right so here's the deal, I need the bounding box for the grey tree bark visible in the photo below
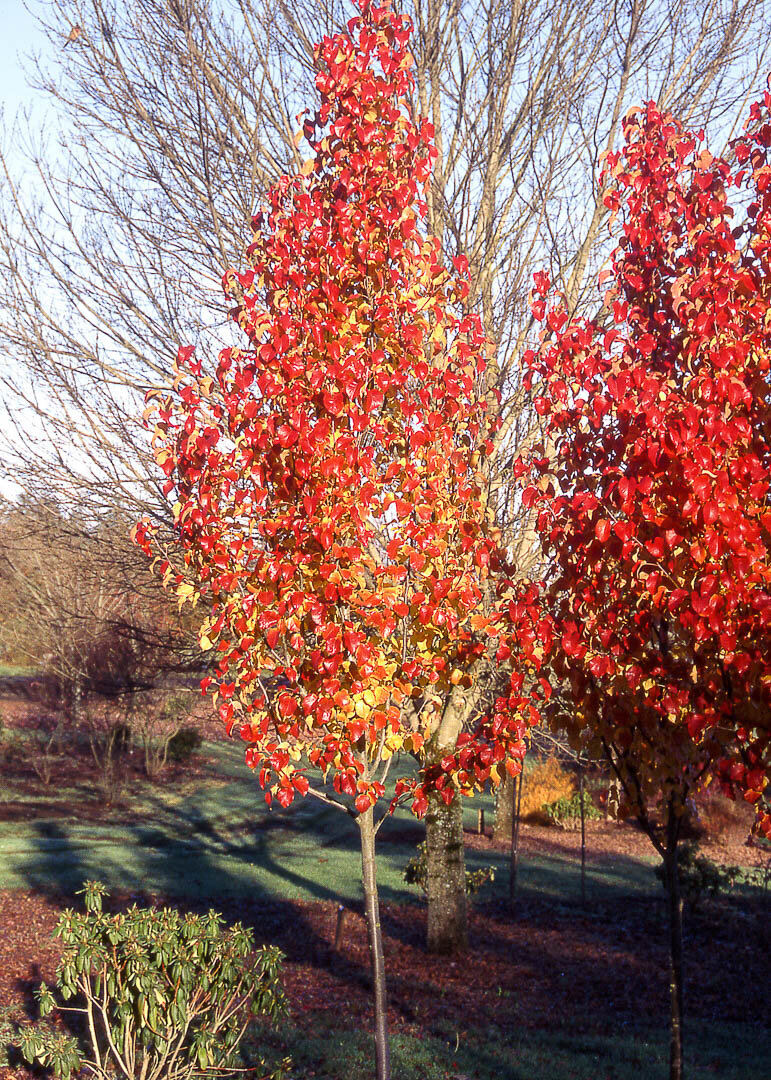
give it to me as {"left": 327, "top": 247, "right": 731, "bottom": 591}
{"left": 425, "top": 792, "right": 468, "bottom": 953}
{"left": 357, "top": 807, "right": 391, "bottom": 1080}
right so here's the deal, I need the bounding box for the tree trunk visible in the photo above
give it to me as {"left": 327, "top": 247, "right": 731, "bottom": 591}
{"left": 508, "top": 770, "right": 523, "bottom": 911}
{"left": 425, "top": 792, "right": 468, "bottom": 953}
{"left": 493, "top": 771, "right": 516, "bottom": 845}
{"left": 357, "top": 807, "right": 390, "bottom": 1080}
{"left": 579, "top": 771, "right": 586, "bottom": 906}
{"left": 662, "top": 835, "right": 684, "bottom": 1080}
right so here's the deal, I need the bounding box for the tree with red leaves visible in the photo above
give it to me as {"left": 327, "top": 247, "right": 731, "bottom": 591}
{"left": 134, "top": 3, "right": 542, "bottom": 1077}
{"left": 520, "top": 91, "right": 771, "bottom": 1080}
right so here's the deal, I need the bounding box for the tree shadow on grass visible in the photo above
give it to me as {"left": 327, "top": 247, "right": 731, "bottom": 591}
{"left": 9, "top": 776, "right": 416, "bottom": 1004}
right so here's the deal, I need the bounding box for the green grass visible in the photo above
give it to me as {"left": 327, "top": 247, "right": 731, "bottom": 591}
{"left": 0, "top": 664, "right": 36, "bottom": 678}
{"left": 248, "top": 1017, "right": 771, "bottom": 1080}
{"left": 2, "top": 740, "right": 768, "bottom": 1080}
{"left": 0, "top": 739, "right": 660, "bottom": 905}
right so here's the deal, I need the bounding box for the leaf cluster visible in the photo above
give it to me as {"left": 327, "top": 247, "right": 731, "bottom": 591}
{"left": 520, "top": 91, "right": 771, "bottom": 838}
{"left": 135, "top": 0, "right": 545, "bottom": 823}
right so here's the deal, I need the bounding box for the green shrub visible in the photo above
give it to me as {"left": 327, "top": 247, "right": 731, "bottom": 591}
{"left": 18, "top": 880, "right": 288, "bottom": 1080}
{"left": 168, "top": 724, "right": 204, "bottom": 763}
{"left": 404, "top": 842, "right": 496, "bottom": 898}
{"left": 654, "top": 842, "right": 739, "bottom": 908}
{"left": 544, "top": 790, "right": 602, "bottom": 830}
{"left": 0, "top": 1005, "right": 22, "bottom": 1068}
{"left": 0, "top": 720, "right": 23, "bottom": 766}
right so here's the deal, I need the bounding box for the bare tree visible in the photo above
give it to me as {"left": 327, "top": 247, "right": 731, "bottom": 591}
{"left": 0, "top": 497, "right": 195, "bottom": 793}
{"left": 1, "top": 0, "right": 768, "bottom": 949}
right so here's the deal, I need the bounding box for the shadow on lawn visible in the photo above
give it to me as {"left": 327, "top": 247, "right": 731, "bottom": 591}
{"left": 11, "top": 778, "right": 397, "bottom": 991}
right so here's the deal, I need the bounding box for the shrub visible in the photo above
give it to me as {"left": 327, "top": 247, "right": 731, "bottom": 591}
{"left": 654, "top": 842, "right": 739, "bottom": 909}
{"left": 0, "top": 1005, "right": 22, "bottom": 1068}
{"left": 544, "top": 790, "right": 602, "bottom": 830}
{"left": 404, "top": 842, "right": 496, "bottom": 898}
{"left": 0, "top": 720, "right": 24, "bottom": 768}
{"left": 18, "top": 881, "right": 288, "bottom": 1080}
{"left": 129, "top": 690, "right": 193, "bottom": 779}
{"left": 519, "top": 756, "right": 576, "bottom": 821}
{"left": 168, "top": 724, "right": 204, "bottom": 763}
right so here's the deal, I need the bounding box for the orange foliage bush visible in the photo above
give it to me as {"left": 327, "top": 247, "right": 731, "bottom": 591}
{"left": 519, "top": 756, "right": 576, "bottom": 822}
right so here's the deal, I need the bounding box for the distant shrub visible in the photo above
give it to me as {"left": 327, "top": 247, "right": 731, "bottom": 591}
{"left": 654, "top": 842, "right": 739, "bottom": 909}
{"left": 130, "top": 690, "right": 194, "bottom": 779}
{"left": 545, "top": 790, "right": 602, "bottom": 830}
{"left": 745, "top": 843, "right": 771, "bottom": 891}
{"left": 519, "top": 756, "right": 575, "bottom": 821}
{"left": 0, "top": 721, "right": 25, "bottom": 768}
{"left": 18, "top": 881, "right": 288, "bottom": 1080}
{"left": 168, "top": 724, "right": 204, "bottom": 763}
{"left": 404, "top": 842, "right": 496, "bottom": 898}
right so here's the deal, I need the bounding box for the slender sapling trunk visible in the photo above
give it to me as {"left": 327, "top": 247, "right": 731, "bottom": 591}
{"left": 663, "top": 823, "right": 685, "bottom": 1080}
{"left": 579, "top": 770, "right": 586, "bottom": 906}
{"left": 357, "top": 807, "right": 390, "bottom": 1080}
{"left": 509, "top": 768, "right": 523, "bottom": 911}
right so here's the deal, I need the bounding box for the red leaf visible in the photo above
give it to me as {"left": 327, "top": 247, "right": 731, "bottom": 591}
{"left": 595, "top": 519, "right": 611, "bottom": 542}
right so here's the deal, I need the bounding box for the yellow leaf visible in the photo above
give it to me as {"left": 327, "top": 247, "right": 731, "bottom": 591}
{"left": 177, "top": 582, "right": 197, "bottom": 608}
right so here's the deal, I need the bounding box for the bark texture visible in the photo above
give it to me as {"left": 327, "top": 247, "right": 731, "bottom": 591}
{"left": 425, "top": 792, "right": 468, "bottom": 953}
{"left": 493, "top": 771, "right": 516, "bottom": 844}
{"left": 663, "top": 842, "right": 685, "bottom": 1080}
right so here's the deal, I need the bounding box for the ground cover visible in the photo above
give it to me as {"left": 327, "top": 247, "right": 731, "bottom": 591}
{"left": 1, "top": 683, "right": 769, "bottom": 1079}
{"left": 1, "top": 879, "right": 769, "bottom": 1080}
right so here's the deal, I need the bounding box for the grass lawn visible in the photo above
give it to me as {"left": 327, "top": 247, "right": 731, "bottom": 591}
{"left": 0, "top": 738, "right": 657, "bottom": 905}
{"left": 1, "top": 736, "right": 769, "bottom": 1080}
{"left": 250, "top": 1017, "right": 771, "bottom": 1080}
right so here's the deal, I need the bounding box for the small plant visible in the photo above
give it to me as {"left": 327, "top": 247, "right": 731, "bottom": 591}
{"left": 131, "top": 690, "right": 194, "bottom": 779}
{"left": 168, "top": 724, "right": 204, "bottom": 763}
{"left": 18, "top": 880, "right": 288, "bottom": 1080}
{"left": 745, "top": 841, "right": 771, "bottom": 890}
{"left": 654, "top": 842, "right": 739, "bottom": 909}
{"left": 0, "top": 720, "right": 24, "bottom": 767}
{"left": 0, "top": 1005, "right": 22, "bottom": 1068}
{"left": 404, "top": 842, "right": 496, "bottom": 898}
{"left": 544, "top": 790, "right": 602, "bottom": 830}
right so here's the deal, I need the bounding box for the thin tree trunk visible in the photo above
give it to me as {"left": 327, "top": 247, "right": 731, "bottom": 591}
{"left": 508, "top": 769, "right": 523, "bottom": 911}
{"left": 579, "top": 770, "right": 586, "bottom": 906}
{"left": 663, "top": 826, "right": 684, "bottom": 1080}
{"left": 425, "top": 793, "right": 468, "bottom": 953}
{"left": 357, "top": 808, "right": 390, "bottom": 1080}
{"left": 493, "top": 772, "right": 515, "bottom": 845}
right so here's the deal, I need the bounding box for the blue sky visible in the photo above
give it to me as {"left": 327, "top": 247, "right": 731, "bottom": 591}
{"left": 0, "top": 1, "right": 52, "bottom": 120}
